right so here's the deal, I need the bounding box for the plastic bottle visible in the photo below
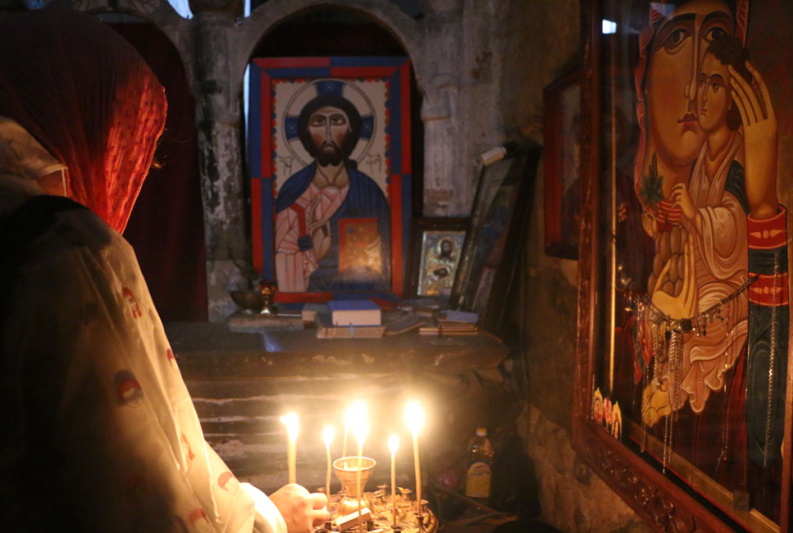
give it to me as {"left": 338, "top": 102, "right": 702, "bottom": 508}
{"left": 464, "top": 427, "right": 495, "bottom": 499}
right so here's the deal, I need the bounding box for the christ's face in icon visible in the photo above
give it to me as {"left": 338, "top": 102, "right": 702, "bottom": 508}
{"left": 308, "top": 106, "right": 351, "bottom": 166}
{"left": 439, "top": 239, "right": 453, "bottom": 258}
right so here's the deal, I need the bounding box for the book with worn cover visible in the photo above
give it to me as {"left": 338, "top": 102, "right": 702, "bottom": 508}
{"left": 438, "top": 310, "right": 479, "bottom": 323}
{"left": 301, "top": 302, "right": 330, "bottom": 323}
{"left": 327, "top": 299, "right": 382, "bottom": 326}
{"left": 383, "top": 310, "right": 427, "bottom": 336}
{"left": 418, "top": 319, "right": 478, "bottom": 336}
{"left": 316, "top": 313, "right": 386, "bottom": 339}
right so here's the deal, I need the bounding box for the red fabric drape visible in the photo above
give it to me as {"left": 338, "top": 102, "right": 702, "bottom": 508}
{"left": 112, "top": 23, "right": 209, "bottom": 322}
{"left": 0, "top": 9, "right": 167, "bottom": 234}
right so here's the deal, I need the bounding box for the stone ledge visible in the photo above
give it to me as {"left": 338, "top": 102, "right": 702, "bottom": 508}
{"left": 165, "top": 321, "right": 508, "bottom": 378}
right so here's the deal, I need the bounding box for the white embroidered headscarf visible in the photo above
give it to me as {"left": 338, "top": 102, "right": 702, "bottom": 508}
{"left": 0, "top": 116, "right": 66, "bottom": 181}
{"left": 0, "top": 116, "right": 68, "bottom": 216}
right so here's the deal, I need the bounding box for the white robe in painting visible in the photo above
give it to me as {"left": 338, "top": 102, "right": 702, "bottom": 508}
{"left": 676, "top": 134, "right": 749, "bottom": 413}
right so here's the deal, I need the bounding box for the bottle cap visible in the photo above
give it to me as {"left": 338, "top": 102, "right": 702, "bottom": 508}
{"left": 476, "top": 427, "right": 487, "bottom": 437}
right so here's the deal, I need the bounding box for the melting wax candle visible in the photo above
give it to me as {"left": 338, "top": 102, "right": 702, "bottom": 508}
{"left": 280, "top": 413, "right": 299, "bottom": 484}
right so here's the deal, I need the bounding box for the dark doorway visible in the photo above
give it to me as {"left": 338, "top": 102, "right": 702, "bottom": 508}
{"left": 112, "top": 21, "right": 209, "bottom": 322}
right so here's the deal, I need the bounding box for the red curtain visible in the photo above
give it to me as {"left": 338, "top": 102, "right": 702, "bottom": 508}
{"left": 112, "top": 22, "right": 208, "bottom": 322}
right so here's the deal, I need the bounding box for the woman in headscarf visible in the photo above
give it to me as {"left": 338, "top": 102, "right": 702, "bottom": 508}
{"left": 0, "top": 9, "right": 328, "bottom": 532}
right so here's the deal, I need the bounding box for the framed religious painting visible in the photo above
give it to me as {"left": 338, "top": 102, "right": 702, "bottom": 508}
{"left": 543, "top": 67, "right": 582, "bottom": 260}
{"left": 404, "top": 217, "right": 469, "bottom": 299}
{"left": 450, "top": 144, "right": 541, "bottom": 337}
{"left": 573, "top": 1, "right": 793, "bottom": 532}
{"left": 248, "top": 57, "right": 412, "bottom": 303}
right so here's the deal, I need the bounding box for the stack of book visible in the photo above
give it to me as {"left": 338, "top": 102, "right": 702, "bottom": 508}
{"left": 316, "top": 299, "right": 386, "bottom": 339}
{"left": 418, "top": 310, "right": 479, "bottom": 336}
{"left": 398, "top": 297, "right": 443, "bottom": 319}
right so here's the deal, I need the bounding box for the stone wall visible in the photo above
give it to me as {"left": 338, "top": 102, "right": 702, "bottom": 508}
{"left": 500, "top": 1, "right": 650, "bottom": 531}
{"left": 520, "top": 406, "right": 648, "bottom": 532}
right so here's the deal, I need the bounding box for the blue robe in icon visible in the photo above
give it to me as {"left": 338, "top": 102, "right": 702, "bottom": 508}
{"left": 275, "top": 162, "right": 391, "bottom": 291}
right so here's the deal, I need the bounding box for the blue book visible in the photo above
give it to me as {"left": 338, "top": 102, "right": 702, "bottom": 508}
{"left": 327, "top": 299, "right": 382, "bottom": 326}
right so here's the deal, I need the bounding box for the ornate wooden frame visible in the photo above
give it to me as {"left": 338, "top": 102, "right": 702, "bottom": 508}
{"left": 572, "top": 1, "right": 793, "bottom": 531}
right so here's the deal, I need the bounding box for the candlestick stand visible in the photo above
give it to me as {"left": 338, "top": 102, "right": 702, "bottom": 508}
{"left": 322, "top": 456, "right": 438, "bottom": 533}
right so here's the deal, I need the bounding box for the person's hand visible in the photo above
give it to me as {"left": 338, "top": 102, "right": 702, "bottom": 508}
{"left": 730, "top": 61, "right": 778, "bottom": 220}
{"left": 269, "top": 483, "right": 329, "bottom": 533}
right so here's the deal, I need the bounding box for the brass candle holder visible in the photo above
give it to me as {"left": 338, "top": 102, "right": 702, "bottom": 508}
{"left": 228, "top": 281, "right": 277, "bottom": 316}
{"left": 333, "top": 456, "right": 376, "bottom": 517}
{"left": 324, "top": 456, "right": 437, "bottom": 533}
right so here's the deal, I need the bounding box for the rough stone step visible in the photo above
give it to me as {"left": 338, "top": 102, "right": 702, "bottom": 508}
{"left": 184, "top": 373, "right": 402, "bottom": 399}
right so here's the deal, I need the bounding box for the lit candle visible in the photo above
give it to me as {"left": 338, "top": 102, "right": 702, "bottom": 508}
{"left": 322, "top": 425, "right": 335, "bottom": 497}
{"left": 388, "top": 434, "right": 399, "bottom": 525}
{"left": 353, "top": 418, "right": 369, "bottom": 533}
{"left": 343, "top": 401, "right": 364, "bottom": 458}
{"left": 405, "top": 401, "right": 425, "bottom": 522}
{"left": 280, "top": 413, "right": 299, "bottom": 484}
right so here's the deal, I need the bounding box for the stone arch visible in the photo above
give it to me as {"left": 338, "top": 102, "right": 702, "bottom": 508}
{"left": 235, "top": 0, "right": 427, "bottom": 102}
{"left": 53, "top": 1, "right": 196, "bottom": 91}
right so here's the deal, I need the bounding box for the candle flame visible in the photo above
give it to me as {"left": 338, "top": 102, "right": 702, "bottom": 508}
{"left": 280, "top": 412, "right": 299, "bottom": 442}
{"left": 353, "top": 419, "right": 369, "bottom": 447}
{"left": 388, "top": 434, "right": 399, "bottom": 455}
{"left": 345, "top": 401, "right": 368, "bottom": 451}
{"left": 345, "top": 401, "right": 366, "bottom": 428}
{"left": 404, "top": 401, "right": 425, "bottom": 436}
{"left": 323, "top": 425, "right": 335, "bottom": 447}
